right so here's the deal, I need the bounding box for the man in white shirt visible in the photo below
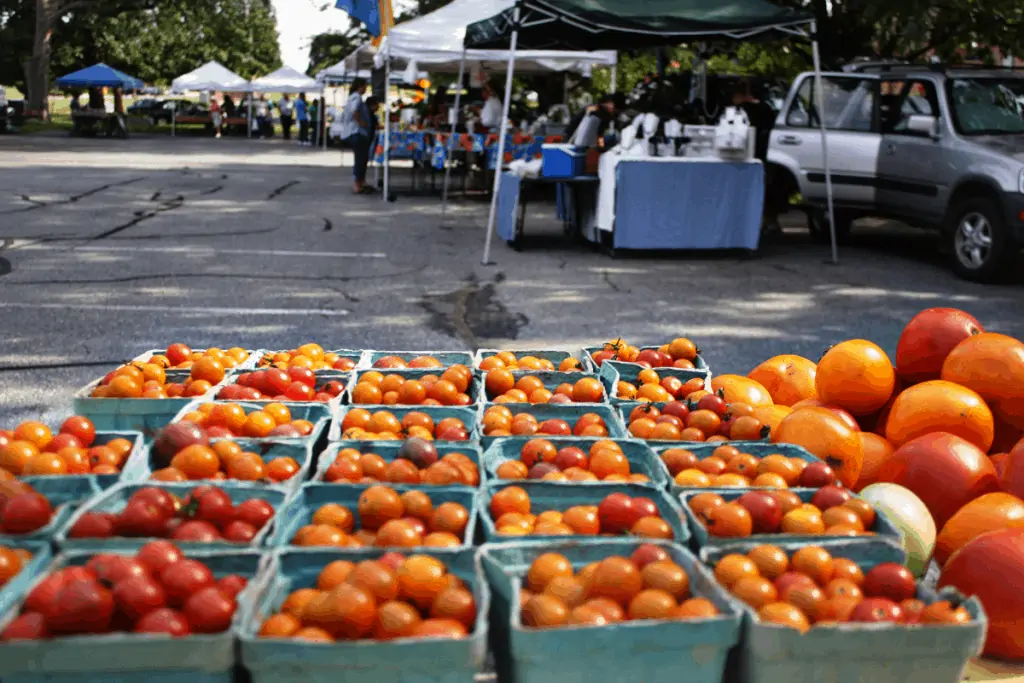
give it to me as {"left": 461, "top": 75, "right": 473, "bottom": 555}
{"left": 478, "top": 85, "right": 503, "bottom": 132}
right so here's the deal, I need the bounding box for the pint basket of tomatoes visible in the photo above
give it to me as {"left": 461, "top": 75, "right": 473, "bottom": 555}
{"left": 484, "top": 437, "right": 668, "bottom": 488}
{"left": 0, "top": 477, "right": 103, "bottom": 544}
{"left": 698, "top": 539, "right": 986, "bottom": 683}
{"left": 476, "top": 349, "right": 593, "bottom": 373}
{"left": 479, "top": 538, "right": 739, "bottom": 683}
{"left": 0, "top": 541, "right": 51, "bottom": 620}
{"left": 480, "top": 482, "right": 690, "bottom": 545}
{"left": 362, "top": 351, "right": 476, "bottom": 370}
{"left": 314, "top": 441, "right": 483, "bottom": 488}
{"left": 329, "top": 406, "right": 478, "bottom": 443}
{"left": 217, "top": 369, "right": 351, "bottom": 404}
{"left": 171, "top": 400, "right": 331, "bottom": 445}
{"left": 0, "top": 544, "right": 265, "bottom": 683}
{"left": 483, "top": 371, "right": 608, "bottom": 405}
{"left": 600, "top": 364, "right": 711, "bottom": 406}
{"left": 681, "top": 488, "right": 904, "bottom": 548}
{"left": 56, "top": 482, "right": 287, "bottom": 551}
{"left": 257, "top": 346, "right": 362, "bottom": 372}
{"left": 478, "top": 404, "right": 627, "bottom": 447}
{"left": 657, "top": 442, "right": 825, "bottom": 495}
{"left": 146, "top": 438, "right": 314, "bottom": 489}
{"left": 239, "top": 548, "right": 488, "bottom": 683}
{"left": 268, "top": 483, "right": 478, "bottom": 551}
{"left": 348, "top": 368, "right": 481, "bottom": 407}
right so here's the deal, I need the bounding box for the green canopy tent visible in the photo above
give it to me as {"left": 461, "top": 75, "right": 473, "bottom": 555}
{"left": 463, "top": 0, "right": 840, "bottom": 265}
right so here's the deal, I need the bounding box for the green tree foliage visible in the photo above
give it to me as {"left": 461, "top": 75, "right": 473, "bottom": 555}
{"left": 306, "top": 17, "right": 369, "bottom": 77}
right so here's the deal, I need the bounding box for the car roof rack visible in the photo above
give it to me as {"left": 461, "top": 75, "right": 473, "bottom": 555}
{"left": 842, "top": 59, "right": 1021, "bottom": 75}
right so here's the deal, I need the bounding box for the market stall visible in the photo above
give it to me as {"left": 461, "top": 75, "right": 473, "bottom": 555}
{"left": 55, "top": 63, "right": 144, "bottom": 139}
{"left": 250, "top": 66, "right": 323, "bottom": 142}
{"left": 336, "top": 0, "right": 617, "bottom": 202}
{"left": 464, "top": 0, "right": 841, "bottom": 265}
{"left": 169, "top": 61, "right": 250, "bottom": 137}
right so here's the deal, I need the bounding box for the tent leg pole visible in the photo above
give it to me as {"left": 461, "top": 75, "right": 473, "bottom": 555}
{"left": 481, "top": 7, "right": 520, "bottom": 265}
{"left": 811, "top": 24, "right": 838, "bottom": 265}
{"left": 248, "top": 96, "right": 252, "bottom": 139}
{"left": 440, "top": 48, "right": 467, "bottom": 228}
{"left": 383, "top": 40, "right": 391, "bottom": 201}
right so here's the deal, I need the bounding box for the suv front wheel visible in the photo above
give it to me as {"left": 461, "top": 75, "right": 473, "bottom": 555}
{"left": 948, "top": 197, "right": 1015, "bottom": 283}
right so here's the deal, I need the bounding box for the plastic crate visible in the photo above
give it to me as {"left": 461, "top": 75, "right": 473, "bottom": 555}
{"left": 481, "top": 371, "right": 608, "bottom": 404}
{"left": 240, "top": 547, "right": 488, "bottom": 683}
{"left": 699, "top": 539, "right": 986, "bottom": 683}
{"left": 313, "top": 441, "right": 484, "bottom": 487}
{"left": 478, "top": 481, "right": 690, "bottom": 545}
{"left": 0, "top": 477, "right": 103, "bottom": 545}
{"left": 267, "top": 483, "right": 478, "bottom": 550}
{"left": 482, "top": 437, "right": 668, "bottom": 488}
{"left": 481, "top": 539, "right": 741, "bottom": 683}
{"left": 599, "top": 362, "right": 710, "bottom": 406}
{"left": 651, "top": 441, "right": 822, "bottom": 496}
{"left": 139, "top": 439, "right": 315, "bottom": 491}
{"left": 329, "top": 405, "right": 479, "bottom": 442}
{"left": 359, "top": 351, "right": 475, "bottom": 370}
{"left": 346, "top": 368, "right": 483, "bottom": 406}
{"left": 0, "top": 541, "right": 51, "bottom": 619}
{"left": 474, "top": 349, "right": 594, "bottom": 372}
{"left": 254, "top": 349, "right": 365, "bottom": 372}
{"left": 132, "top": 347, "right": 261, "bottom": 371}
{"left": 55, "top": 481, "right": 291, "bottom": 551}
{"left": 0, "top": 547, "right": 267, "bottom": 683}
{"left": 216, "top": 370, "right": 351, "bottom": 406}
{"left": 172, "top": 399, "right": 330, "bottom": 446}
{"left": 680, "top": 488, "right": 904, "bottom": 549}
{"left": 584, "top": 343, "right": 711, "bottom": 374}
{"left": 72, "top": 377, "right": 222, "bottom": 434}
{"left": 477, "top": 403, "right": 627, "bottom": 448}
{"left": 18, "top": 430, "right": 146, "bottom": 491}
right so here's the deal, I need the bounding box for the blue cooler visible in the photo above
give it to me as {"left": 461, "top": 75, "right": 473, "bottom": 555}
{"left": 542, "top": 144, "right": 586, "bottom": 178}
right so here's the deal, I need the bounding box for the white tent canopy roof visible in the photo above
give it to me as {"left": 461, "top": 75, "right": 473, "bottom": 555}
{"left": 316, "top": 64, "right": 428, "bottom": 84}
{"left": 171, "top": 61, "right": 249, "bottom": 93}
{"left": 250, "top": 65, "right": 322, "bottom": 93}
{"left": 337, "top": 0, "right": 616, "bottom": 74}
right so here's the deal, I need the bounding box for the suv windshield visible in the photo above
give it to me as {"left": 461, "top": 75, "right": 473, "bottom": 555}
{"left": 948, "top": 77, "right": 1024, "bottom": 135}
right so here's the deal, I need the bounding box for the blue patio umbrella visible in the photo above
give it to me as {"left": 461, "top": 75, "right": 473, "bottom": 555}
{"left": 55, "top": 63, "right": 145, "bottom": 90}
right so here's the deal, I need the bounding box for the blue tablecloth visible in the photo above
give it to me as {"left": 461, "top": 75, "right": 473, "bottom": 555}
{"left": 496, "top": 173, "right": 522, "bottom": 242}
{"left": 612, "top": 159, "right": 764, "bottom": 250}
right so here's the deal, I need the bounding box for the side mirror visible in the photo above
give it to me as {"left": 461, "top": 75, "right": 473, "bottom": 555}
{"left": 907, "top": 114, "right": 940, "bottom": 138}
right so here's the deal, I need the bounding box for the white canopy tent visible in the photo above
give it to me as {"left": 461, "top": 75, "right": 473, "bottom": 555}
{"left": 169, "top": 61, "right": 250, "bottom": 138}
{"left": 249, "top": 65, "right": 322, "bottom": 93}
{"left": 339, "top": 0, "right": 617, "bottom": 202}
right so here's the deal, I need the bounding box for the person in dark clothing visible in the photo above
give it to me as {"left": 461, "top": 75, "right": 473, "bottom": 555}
{"left": 565, "top": 94, "right": 616, "bottom": 142}
{"left": 731, "top": 81, "right": 784, "bottom": 234}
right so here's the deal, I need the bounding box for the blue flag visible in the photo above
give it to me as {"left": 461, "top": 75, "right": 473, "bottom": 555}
{"left": 335, "top": 0, "right": 383, "bottom": 36}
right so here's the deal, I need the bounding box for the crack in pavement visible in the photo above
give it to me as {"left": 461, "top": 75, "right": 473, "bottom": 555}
{"left": 323, "top": 218, "right": 333, "bottom": 231}
{"left": 601, "top": 270, "right": 625, "bottom": 293}
{"left": 267, "top": 180, "right": 299, "bottom": 200}
{"left": 200, "top": 185, "right": 224, "bottom": 196}
{"left": 1, "top": 268, "right": 427, "bottom": 287}
{"left": 91, "top": 196, "right": 185, "bottom": 240}
{"left": 2, "top": 177, "right": 147, "bottom": 215}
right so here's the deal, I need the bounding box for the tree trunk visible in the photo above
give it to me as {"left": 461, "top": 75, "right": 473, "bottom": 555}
{"left": 24, "top": 0, "right": 53, "bottom": 118}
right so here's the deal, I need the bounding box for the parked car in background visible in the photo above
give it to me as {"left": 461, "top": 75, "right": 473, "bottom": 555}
{"left": 126, "top": 98, "right": 191, "bottom": 125}
{"left": 768, "top": 63, "right": 1024, "bottom": 282}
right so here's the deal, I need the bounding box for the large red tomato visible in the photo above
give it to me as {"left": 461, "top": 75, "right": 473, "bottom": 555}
{"left": 895, "top": 308, "right": 984, "bottom": 385}
{"left": 876, "top": 432, "right": 1000, "bottom": 529}
{"left": 997, "top": 439, "right": 1024, "bottom": 499}
{"left": 938, "top": 528, "right": 1024, "bottom": 659}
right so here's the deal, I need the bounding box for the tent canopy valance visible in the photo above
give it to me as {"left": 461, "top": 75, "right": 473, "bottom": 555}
{"left": 464, "top": 0, "right": 813, "bottom": 51}
{"left": 250, "top": 65, "right": 322, "bottom": 93}
{"left": 171, "top": 61, "right": 249, "bottom": 93}
{"left": 55, "top": 63, "right": 145, "bottom": 90}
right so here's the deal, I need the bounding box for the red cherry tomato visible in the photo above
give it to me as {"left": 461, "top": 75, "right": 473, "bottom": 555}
{"left": 234, "top": 499, "right": 274, "bottom": 529}
{"left": 47, "top": 578, "right": 115, "bottom": 634}
{"left": 115, "top": 501, "right": 171, "bottom": 537}
{"left": 87, "top": 555, "right": 149, "bottom": 584}
{"left": 113, "top": 575, "right": 166, "bottom": 622}
{"left": 130, "top": 488, "right": 178, "bottom": 518}
{"left": 159, "top": 559, "right": 215, "bottom": 606}
{"left": 195, "top": 489, "right": 235, "bottom": 529}
{"left": 136, "top": 541, "right": 184, "bottom": 575}
{"left": 1, "top": 612, "right": 49, "bottom": 640}
{"left": 1, "top": 493, "right": 53, "bottom": 534}
{"left": 67, "top": 512, "right": 115, "bottom": 539}
{"left": 285, "top": 382, "right": 315, "bottom": 401}
{"left": 216, "top": 574, "right": 248, "bottom": 599}
{"left": 222, "top": 521, "right": 257, "bottom": 544}
{"left": 182, "top": 587, "right": 236, "bottom": 634}
{"left": 171, "top": 520, "right": 221, "bottom": 543}
{"left": 59, "top": 416, "right": 96, "bottom": 448}
{"left": 287, "top": 366, "right": 316, "bottom": 387}
{"left": 135, "top": 607, "right": 190, "bottom": 636}
{"left": 265, "top": 369, "right": 292, "bottom": 394}
{"left": 597, "top": 493, "right": 639, "bottom": 534}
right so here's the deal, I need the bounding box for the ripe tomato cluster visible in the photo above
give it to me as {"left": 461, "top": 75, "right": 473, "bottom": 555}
{"left": 480, "top": 407, "right": 610, "bottom": 438}
{"left": 625, "top": 396, "right": 770, "bottom": 443}
{"left": 67, "top": 486, "right": 275, "bottom": 544}
{"left": 90, "top": 346, "right": 248, "bottom": 399}
{"left": 0, "top": 483, "right": 56, "bottom": 535}
{"left": 152, "top": 441, "right": 301, "bottom": 484}
{"left": 479, "top": 352, "right": 585, "bottom": 372}
{"left": 351, "top": 366, "right": 474, "bottom": 406}
{"left": 484, "top": 372, "right": 604, "bottom": 404}
{"left": 260, "top": 553, "right": 473, "bottom": 642}
{"left": 0, "top": 545, "right": 32, "bottom": 587}
{"left": 339, "top": 409, "right": 471, "bottom": 441}
{"left": 258, "top": 344, "right": 356, "bottom": 372}
{"left": 521, "top": 546, "right": 717, "bottom": 629}
{"left": 490, "top": 488, "right": 673, "bottom": 539}
{"left": 175, "top": 402, "right": 316, "bottom": 440}
{"left": 0, "top": 542, "right": 247, "bottom": 640}
{"left": 293, "top": 486, "right": 470, "bottom": 548}
{"left": 664, "top": 445, "right": 839, "bottom": 489}
{"left": 714, "top": 545, "right": 970, "bottom": 632}
{"left": 690, "top": 487, "right": 879, "bottom": 538}
{"left": 220, "top": 367, "right": 344, "bottom": 403}
{"left": 0, "top": 417, "right": 134, "bottom": 477}
{"left": 590, "top": 338, "right": 700, "bottom": 369}
{"left": 494, "top": 439, "right": 651, "bottom": 484}
{"left": 322, "top": 439, "right": 479, "bottom": 486}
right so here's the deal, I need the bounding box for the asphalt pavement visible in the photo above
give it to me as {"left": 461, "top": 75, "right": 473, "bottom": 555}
{"left": 1, "top": 133, "right": 1023, "bottom": 424}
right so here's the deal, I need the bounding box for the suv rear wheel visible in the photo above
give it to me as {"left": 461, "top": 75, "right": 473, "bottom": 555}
{"left": 948, "top": 197, "right": 1015, "bottom": 283}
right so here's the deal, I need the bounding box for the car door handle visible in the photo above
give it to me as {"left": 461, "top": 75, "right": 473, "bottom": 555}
{"left": 884, "top": 143, "right": 896, "bottom": 155}
{"left": 777, "top": 135, "right": 802, "bottom": 145}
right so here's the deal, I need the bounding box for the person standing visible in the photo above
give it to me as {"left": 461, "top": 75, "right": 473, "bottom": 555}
{"left": 477, "top": 84, "right": 502, "bottom": 133}
{"left": 296, "top": 93, "right": 309, "bottom": 145}
{"left": 210, "top": 93, "right": 222, "bottom": 138}
{"left": 340, "top": 78, "right": 371, "bottom": 193}
{"left": 278, "top": 94, "right": 293, "bottom": 140}
{"left": 309, "top": 98, "right": 320, "bottom": 147}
